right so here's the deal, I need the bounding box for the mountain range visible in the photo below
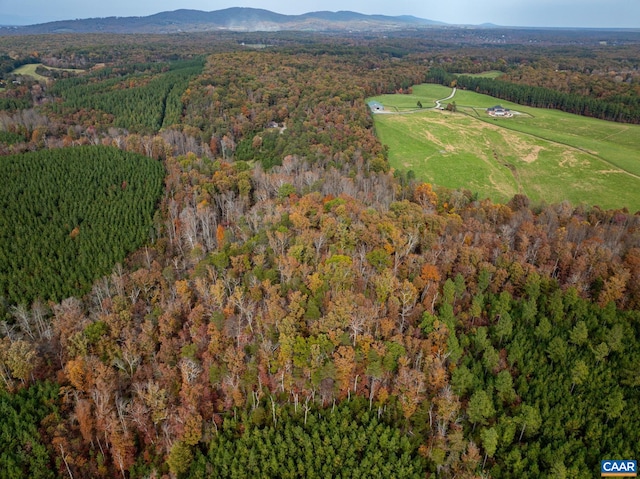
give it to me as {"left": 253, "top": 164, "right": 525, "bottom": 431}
{"left": 0, "top": 8, "right": 446, "bottom": 35}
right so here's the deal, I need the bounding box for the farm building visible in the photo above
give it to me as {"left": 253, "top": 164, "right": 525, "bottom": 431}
{"left": 368, "top": 101, "right": 384, "bottom": 112}
{"left": 487, "top": 105, "right": 511, "bottom": 117}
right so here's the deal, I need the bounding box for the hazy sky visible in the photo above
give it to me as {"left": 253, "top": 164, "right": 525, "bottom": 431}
{"left": 2, "top": 0, "right": 639, "bottom": 28}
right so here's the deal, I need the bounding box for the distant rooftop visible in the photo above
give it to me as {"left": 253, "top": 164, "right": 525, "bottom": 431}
{"left": 487, "top": 105, "right": 509, "bottom": 111}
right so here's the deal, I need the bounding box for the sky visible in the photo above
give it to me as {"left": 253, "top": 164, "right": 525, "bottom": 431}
{"left": 1, "top": 0, "right": 639, "bottom": 28}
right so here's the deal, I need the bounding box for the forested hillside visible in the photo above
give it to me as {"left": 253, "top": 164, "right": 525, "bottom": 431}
{"left": 0, "top": 31, "right": 639, "bottom": 479}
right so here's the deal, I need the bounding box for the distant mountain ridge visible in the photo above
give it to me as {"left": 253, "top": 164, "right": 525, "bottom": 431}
{"left": 0, "top": 8, "right": 446, "bottom": 35}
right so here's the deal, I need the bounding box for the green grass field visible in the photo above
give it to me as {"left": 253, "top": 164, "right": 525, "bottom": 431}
{"left": 455, "top": 71, "right": 504, "bottom": 79}
{"left": 12, "top": 64, "right": 49, "bottom": 81}
{"left": 369, "top": 84, "right": 640, "bottom": 210}
{"left": 373, "top": 84, "right": 451, "bottom": 112}
{"left": 12, "top": 63, "right": 85, "bottom": 81}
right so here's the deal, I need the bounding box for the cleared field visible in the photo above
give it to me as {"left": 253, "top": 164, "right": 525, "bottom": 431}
{"left": 455, "top": 71, "right": 504, "bottom": 79}
{"left": 12, "top": 64, "right": 48, "bottom": 81}
{"left": 374, "top": 84, "right": 452, "bottom": 112}
{"left": 369, "top": 85, "right": 640, "bottom": 210}
{"left": 12, "top": 63, "right": 85, "bottom": 81}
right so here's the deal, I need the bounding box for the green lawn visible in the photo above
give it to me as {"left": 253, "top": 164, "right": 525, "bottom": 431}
{"left": 369, "top": 85, "right": 640, "bottom": 210}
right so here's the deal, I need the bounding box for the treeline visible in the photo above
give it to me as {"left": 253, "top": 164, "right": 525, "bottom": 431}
{"left": 499, "top": 63, "right": 640, "bottom": 103}
{"left": 0, "top": 33, "right": 234, "bottom": 70}
{"left": 47, "top": 59, "right": 204, "bottom": 133}
{"left": 0, "top": 54, "right": 39, "bottom": 79}
{"left": 0, "top": 146, "right": 163, "bottom": 306}
{"left": 426, "top": 68, "right": 640, "bottom": 123}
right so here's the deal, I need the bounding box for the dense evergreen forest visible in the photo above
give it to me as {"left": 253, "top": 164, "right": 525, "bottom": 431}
{"left": 47, "top": 59, "right": 205, "bottom": 133}
{"left": 0, "top": 29, "right": 639, "bottom": 478}
{"left": 0, "top": 146, "right": 164, "bottom": 307}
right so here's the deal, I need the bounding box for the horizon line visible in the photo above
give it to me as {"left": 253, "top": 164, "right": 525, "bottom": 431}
{"left": 2, "top": 8, "right": 639, "bottom": 31}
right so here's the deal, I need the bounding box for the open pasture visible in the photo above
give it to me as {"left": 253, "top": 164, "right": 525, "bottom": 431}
{"left": 12, "top": 63, "right": 85, "bottom": 81}
{"left": 12, "top": 63, "right": 49, "bottom": 81}
{"left": 454, "top": 71, "right": 504, "bottom": 79}
{"left": 369, "top": 85, "right": 640, "bottom": 210}
{"left": 373, "top": 84, "right": 454, "bottom": 111}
